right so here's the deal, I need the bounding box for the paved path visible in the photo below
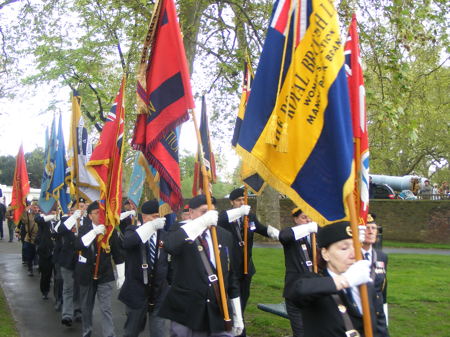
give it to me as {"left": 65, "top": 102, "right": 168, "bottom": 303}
{"left": 0, "top": 239, "right": 127, "bottom": 337}
{"left": 1, "top": 235, "right": 449, "bottom": 337}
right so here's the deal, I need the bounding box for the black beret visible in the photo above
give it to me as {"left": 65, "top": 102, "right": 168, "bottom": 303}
{"left": 123, "top": 200, "right": 131, "bottom": 206}
{"left": 87, "top": 201, "right": 99, "bottom": 214}
{"left": 291, "top": 207, "right": 303, "bottom": 217}
{"left": 78, "top": 197, "right": 86, "bottom": 203}
{"left": 317, "top": 221, "right": 353, "bottom": 248}
{"left": 141, "top": 200, "right": 159, "bottom": 215}
{"left": 229, "top": 188, "right": 244, "bottom": 201}
{"left": 189, "top": 195, "right": 216, "bottom": 209}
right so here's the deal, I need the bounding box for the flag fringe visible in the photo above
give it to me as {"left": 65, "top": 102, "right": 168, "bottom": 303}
{"left": 236, "top": 146, "right": 354, "bottom": 227}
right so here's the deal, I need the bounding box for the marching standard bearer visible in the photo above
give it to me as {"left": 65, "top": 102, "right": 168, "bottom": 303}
{"left": 218, "top": 187, "right": 279, "bottom": 336}
{"left": 159, "top": 194, "right": 244, "bottom": 337}
{"left": 75, "top": 201, "right": 125, "bottom": 337}
{"left": 119, "top": 199, "right": 170, "bottom": 337}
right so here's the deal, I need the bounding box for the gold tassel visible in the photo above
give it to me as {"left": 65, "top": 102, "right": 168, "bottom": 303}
{"left": 265, "top": 114, "right": 279, "bottom": 145}
{"left": 276, "top": 122, "right": 289, "bottom": 153}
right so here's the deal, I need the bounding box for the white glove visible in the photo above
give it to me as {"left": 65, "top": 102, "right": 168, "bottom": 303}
{"left": 120, "top": 210, "right": 136, "bottom": 220}
{"left": 93, "top": 224, "right": 106, "bottom": 235}
{"left": 182, "top": 210, "right": 218, "bottom": 240}
{"left": 267, "top": 225, "right": 280, "bottom": 240}
{"left": 383, "top": 303, "right": 389, "bottom": 326}
{"left": 115, "top": 263, "right": 125, "bottom": 289}
{"left": 342, "top": 260, "right": 372, "bottom": 287}
{"left": 231, "top": 297, "right": 244, "bottom": 336}
{"left": 358, "top": 225, "right": 366, "bottom": 243}
{"left": 136, "top": 217, "right": 166, "bottom": 243}
{"left": 64, "top": 210, "right": 82, "bottom": 230}
{"left": 81, "top": 225, "right": 106, "bottom": 247}
{"left": 41, "top": 214, "right": 56, "bottom": 222}
{"left": 226, "top": 205, "right": 251, "bottom": 222}
{"left": 292, "top": 222, "right": 318, "bottom": 240}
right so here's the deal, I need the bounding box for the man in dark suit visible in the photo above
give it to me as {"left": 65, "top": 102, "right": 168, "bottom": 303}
{"left": 279, "top": 207, "right": 318, "bottom": 337}
{"left": 159, "top": 194, "right": 243, "bottom": 337}
{"left": 362, "top": 213, "right": 389, "bottom": 337}
{"left": 75, "top": 201, "right": 125, "bottom": 337}
{"left": 119, "top": 199, "right": 169, "bottom": 337}
{"left": 285, "top": 221, "right": 380, "bottom": 337}
{"left": 57, "top": 199, "right": 87, "bottom": 326}
{"left": 218, "top": 187, "right": 279, "bottom": 319}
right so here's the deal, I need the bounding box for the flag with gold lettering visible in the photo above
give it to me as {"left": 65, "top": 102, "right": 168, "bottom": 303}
{"left": 345, "top": 14, "right": 369, "bottom": 225}
{"left": 11, "top": 145, "right": 30, "bottom": 224}
{"left": 235, "top": 0, "right": 354, "bottom": 225}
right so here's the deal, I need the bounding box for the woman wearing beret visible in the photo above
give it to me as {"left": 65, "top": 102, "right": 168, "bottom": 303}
{"left": 285, "top": 221, "right": 384, "bottom": 337}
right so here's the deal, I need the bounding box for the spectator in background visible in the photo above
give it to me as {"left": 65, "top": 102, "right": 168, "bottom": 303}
{"left": 418, "top": 180, "right": 433, "bottom": 199}
{"left": 439, "top": 181, "right": 449, "bottom": 198}
{"left": 432, "top": 184, "right": 440, "bottom": 200}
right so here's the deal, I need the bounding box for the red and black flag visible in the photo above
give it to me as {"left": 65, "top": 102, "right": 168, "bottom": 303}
{"left": 192, "top": 96, "right": 216, "bottom": 196}
{"left": 133, "top": 0, "right": 194, "bottom": 149}
{"left": 132, "top": 0, "right": 193, "bottom": 211}
{"left": 87, "top": 78, "right": 125, "bottom": 250}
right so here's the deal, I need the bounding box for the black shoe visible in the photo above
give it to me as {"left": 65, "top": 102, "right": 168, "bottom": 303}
{"left": 61, "top": 317, "right": 72, "bottom": 327}
{"left": 74, "top": 311, "right": 82, "bottom": 322}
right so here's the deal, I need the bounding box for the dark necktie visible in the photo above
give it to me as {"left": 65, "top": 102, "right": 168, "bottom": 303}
{"left": 364, "top": 252, "right": 370, "bottom": 261}
{"left": 148, "top": 234, "right": 157, "bottom": 269}
{"left": 199, "top": 232, "right": 210, "bottom": 260}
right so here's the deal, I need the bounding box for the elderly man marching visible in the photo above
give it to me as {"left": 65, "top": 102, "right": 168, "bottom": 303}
{"left": 362, "top": 213, "right": 389, "bottom": 337}
{"left": 74, "top": 201, "right": 125, "bottom": 337}
{"left": 159, "top": 194, "right": 244, "bottom": 337}
{"left": 118, "top": 199, "right": 170, "bottom": 337}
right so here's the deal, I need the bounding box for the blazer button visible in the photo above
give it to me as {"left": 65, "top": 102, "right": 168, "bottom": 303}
{"left": 207, "top": 299, "right": 210, "bottom": 303}
{"left": 209, "top": 284, "right": 212, "bottom": 287}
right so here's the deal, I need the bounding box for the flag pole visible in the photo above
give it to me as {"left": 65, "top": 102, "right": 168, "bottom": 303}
{"left": 72, "top": 93, "right": 81, "bottom": 235}
{"left": 311, "top": 233, "right": 317, "bottom": 273}
{"left": 243, "top": 186, "right": 249, "bottom": 275}
{"left": 347, "top": 191, "right": 373, "bottom": 337}
{"left": 190, "top": 108, "right": 231, "bottom": 328}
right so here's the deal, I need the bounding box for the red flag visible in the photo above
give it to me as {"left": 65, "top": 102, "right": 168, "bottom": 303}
{"left": 11, "top": 145, "right": 30, "bottom": 224}
{"left": 192, "top": 96, "right": 216, "bottom": 196}
{"left": 345, "top": 14, "right": 369, "bottom": 225}
{"left": 87, "top": 78, "right": 125, "bottom": 250}
{"left": 134, "top": 0, "right": 194, "bottom": 149}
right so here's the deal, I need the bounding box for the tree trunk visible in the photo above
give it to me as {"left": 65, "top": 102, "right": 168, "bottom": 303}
{"left": 256, "top": 185, "right": 280, "bottom": 241}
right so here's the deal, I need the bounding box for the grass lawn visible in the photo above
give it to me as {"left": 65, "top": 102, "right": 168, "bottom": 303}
{"left": 383, "top": 240, "right": 450, "bottom": 250}
{"left": 246, "top": 248, "right": 450, "bottom": 337}
{"left": 0, "top": 284, "right": 19, "bottom": 337}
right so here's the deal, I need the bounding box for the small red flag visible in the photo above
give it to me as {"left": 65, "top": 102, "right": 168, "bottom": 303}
{"left": 11, "top": 145, "right": 30, "bottom": 224}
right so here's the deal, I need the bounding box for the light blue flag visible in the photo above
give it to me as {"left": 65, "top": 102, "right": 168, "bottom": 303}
{"left": 39, "top": 117, "right": 57, "bottom": 213}
{"left": 127, "top": 152, "right": 146, "bottom": 207}
{"left": 50, "top": 114, "right": 71, "bottom": 213}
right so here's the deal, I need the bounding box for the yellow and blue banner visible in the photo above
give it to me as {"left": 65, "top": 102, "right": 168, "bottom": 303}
{"left": 235, "top": 0, "right": 354, "bottom": 225}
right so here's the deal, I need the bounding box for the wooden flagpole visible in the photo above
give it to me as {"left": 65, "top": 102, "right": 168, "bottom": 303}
{"left": 347, "top": 191, "right": 373, "bottom": 337}
{"left": 243, "top": 186, "right": 249, "bottom": 275}
{"left": 311, "top": 233, "right": 317, "bottom": 273}
{"left": 190, "top": 108, "right": 231, "bottom": 328}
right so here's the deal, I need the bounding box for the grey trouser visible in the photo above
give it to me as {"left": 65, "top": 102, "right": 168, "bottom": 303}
{"left": 61, "top": 266, "right": 80, "bottom": 320}
{"left": 123, "top": 304, "right": 170, "bottom": 337}
{"left": 170, "top": 321, "right": 233, "bottom": 337}
{"left": 80, "top": 281, "right": 115, "bottom": 337}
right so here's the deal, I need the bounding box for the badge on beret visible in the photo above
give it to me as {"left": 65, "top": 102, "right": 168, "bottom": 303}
{"left": 346, "top": 226, "right": 353, "bottom": 237}
{"left": 338, "top": 304, "right": 347, "bottom": 313}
